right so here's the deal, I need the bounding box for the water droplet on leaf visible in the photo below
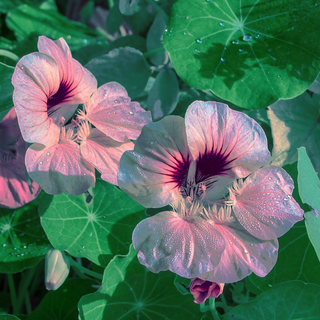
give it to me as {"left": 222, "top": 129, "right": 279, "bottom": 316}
{"left": 243, "top": 34, "right": 252, "bottom": 41}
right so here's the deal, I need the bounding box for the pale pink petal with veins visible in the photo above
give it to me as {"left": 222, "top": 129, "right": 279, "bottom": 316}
{"left": 78, "top": 123, "right": 134, "bottom": 185}
{"left": 198, "top": 219, "right": 278, "bottom": 283}
{"left": 25, "top": 128, "right": 95, "bottom": 195}
{"left": 185, "top": 101, "right": 270, "bottom": 188}
{"left": 0, "top": 108, "right": 41, "bottom": 208}
{"left": 231, "top": 166, "right": 304, "bottom": 241}
{"left": 118, "top": 116, "right": 191, "bottom": 208}
{"left": 12, "top": 36, "right": 97, "bottom": 146}
{"left": 132, "top": 209, "right": 225, "bottom": 278}
{"left": 83, "top": 82, "right": 151, "bottom": 142}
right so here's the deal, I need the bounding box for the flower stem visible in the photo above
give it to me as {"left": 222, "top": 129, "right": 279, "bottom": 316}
{"left": 69, "top": 259, "right": 103, "bottom": 280}
{"left": 0, "top": 49, "right": 19, "bottom": 62}
{"left": 17, "top": 266, "right": 38, "bottom": 313}
{"left": 8, "top": 274, "right": 18, "bottom": 315}
{"left": 209, "top": 298, "right": 221, "bottom": 320}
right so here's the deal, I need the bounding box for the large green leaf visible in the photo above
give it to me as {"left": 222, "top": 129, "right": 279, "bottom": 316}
{"left": 268, "top": 92, "right": 320, "bottom": 175}
{"left": 86, "top": 47, "right": 151, "bottom": 99}
{"left": 248, "top": 220, "right": 320, "bottom": 291}
{"left": 298, "top": 147, "right": 320, "bottom": 262}
{"left": 0, "top": 0, "right": 43, "bottom": 13}
{"left": 78, "top": 246, "right": 205, "bottom": 320}
{"left": 223, "top": 281, "right": 320, "bottom": 319}
{"left": 0, "top": 316, "right": 21, "bottom": 320}
{"left": 0, "top": 196, "right": 51, "bottom": 273}
{"left": 39, "top": 180, "right": 145, "bottom": 267}
{"left": 163, "top": 0, "right": 320, "bottom": 109}
{"left": 27, "top": 278, "right": 96, "bottom": 320}
{"left": 0, "top": 63, "right": 14, "bottom": 121}
{"left": 6, "top": 5, "right": 101, "bottom": 51}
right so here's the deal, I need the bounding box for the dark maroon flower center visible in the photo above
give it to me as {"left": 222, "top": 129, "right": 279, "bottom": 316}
{"left": 164, "top": 147, "right": 236, "bottom": 199}
{"left": 47, "top": 81, "right": 75, "bottom": 112}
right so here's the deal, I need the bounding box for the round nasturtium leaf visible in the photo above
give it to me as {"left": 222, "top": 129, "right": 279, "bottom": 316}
{"left": 0, "top": 315, "right": 21, "bottom": 320}
{"left": 39, "top": 180, "right": 145, "bottom": 267}
{"left": 78, "top": 246, "right": 204, "bottom": 320}
{"left": 163, "top": 0, "right": 320, "bottom": 109}
{"left": 0, "top": 196, "right": 52, "bottom": 274}
{"left": 223, "top": 281, "right": 320, "bottom": 319}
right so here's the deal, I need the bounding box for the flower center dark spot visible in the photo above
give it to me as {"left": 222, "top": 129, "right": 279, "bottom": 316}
{"left": 47, "top": 81, "right": 75, "bottom": 111}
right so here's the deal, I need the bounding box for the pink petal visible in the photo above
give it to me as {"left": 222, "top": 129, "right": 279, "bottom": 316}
{"left": 12, "top": 52, "right": 61, "bottom": 145}
{"left": 199, "top": 221, "right": 278, "bottom": 283}
{"left": 132, "top": 211, "right": 225, "bottom": 278}
{"left": 118, "top": 116, "right": 191, "bottom": 208}
{"left": 80, "top": 128, "right": 134, "bottom": 185}
{"left": 84, "top": 82, "right": 151, "bottom": 142}
{"left": 25, "top": 138, "right": 95, "bottom": 196}
{"left": 0, "top": 108, "right": 41, "bottom": 208}
{"left": 190, "top": 279, "right": 224, "bottom": 304}
{"left": 231, "top": 166, "right": 304, "bottom": 240}
{"left": 185, "top": 101, "right": 270, "bottom": 179}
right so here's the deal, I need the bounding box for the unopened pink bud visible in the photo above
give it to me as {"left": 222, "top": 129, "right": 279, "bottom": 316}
{"left": 190, "top": 278, "right": 224, "bottom": 304}
{"left": 45, "top": 249, "right": 70, "bottom": 290}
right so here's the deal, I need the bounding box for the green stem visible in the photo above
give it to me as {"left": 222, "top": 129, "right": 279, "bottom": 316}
{"left": 209, "top": 298, "right": 221, "bottom": 320}
{"left": 0, "top": 49, "right": 19, "bottom": 61}
{"left": 25, "top": 291, "right": 32, "bottom": 315}
{"left": 145, "top": 0, "right": 168, "bottom": 19}
{"left": 8, "top": 274, "right": 18, "bottom": 315}
{"left": 17, "top": 266, "right": 38, "bottom": 313}
{"left": 69, "top": 259, "right": 103, "bottom": 280}
{"left": 108, "top": 0, "right": 115, "bottom": 9}
{"left": 143, "top": 47, "right": 166, "bottom": 59}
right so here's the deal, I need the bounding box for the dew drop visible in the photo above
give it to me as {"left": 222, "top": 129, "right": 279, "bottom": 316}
{"left": 239, "top": 48, "right": 243, "bottom": 52}
{"left": 256, "top": 34, "right": 262, "bottom": 39}
{"left": 83, "top": 39, "right": 88, "bottom": 44}
{"left": 196, "top": 39, "right": 202, "bottom": 44}
{"left": 185, "top": 16, "right": 190, "bottom": 19}
{"left": 268, "top": 177, "right": 272, "bottom": 180}
{"left": 39, "top": 161, "right": 43, "bottom": 165}
{"left": 129, "top": 111, "right": 134, "bottom": 115}
{"left": 63, "top": 163, "right": 66, "bottom": 167}
{"left": 244, "top": 249, "right": 248, "bottom": 254}
{"left": 277, "top": 75, "right": 281, "bottom": 78}
{"left": 67, "top": 35, "right": 71, "bottom": 39}
{"left": 243, "top": 34, "right": 252, "bottom": 42}
{"left": 46, "top": 152, "right": 50, "bottom": 156}
{"left": 114, "top": 100, "right": 119, "bottom": 103}
{"left": 230, "top": 241, "right": 233, "bottom": 244}
{"left": 220, "top": 57, "right": 225, "bottom": 62}
{"left": 183, "top": 32, "right": 187, "bottom": 36}
{"left": 219, "top": 22, "right": 224, "bottom": 27}
{"left": 2, "top": 244, "right": 7, "bottom": 247}
{"left": 232, "top": 40, "right": 239, "bottom": 45}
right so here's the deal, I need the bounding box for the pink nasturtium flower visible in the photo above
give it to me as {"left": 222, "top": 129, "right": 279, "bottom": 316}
{"left": 118, "top": 101, "right": 304, "bottom": 283}
{"left": 24, "top": 82, "right": 151, "bottom": 195}
{"left": 12, "top": 36, "right": 97, "bottom": 147}
{"left": 11, "top": 35, "right": 152, "bottom": 196}
{"left": 190, "top": 278, "right": 224, "bottom": 304}
{"left": 0, "top": 107, "right": 41, "bottom": 208}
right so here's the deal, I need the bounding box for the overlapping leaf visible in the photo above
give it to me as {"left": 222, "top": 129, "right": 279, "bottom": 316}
{"left": 0, "top": 196, "right": 51, "bottom": 273}
{"left": 223, "top": 281, "right": 320, "bottom": 319}
{"left": 164, "top": 0, "right": 320, "bottom": 109}
{"left": 78, "top": 246, "right": 205, "bottom": 320}
{"left": 298, "top": 147, "right": 320, "bottom": 262}
{"left": 39, "top": 180, "right": 145, "bottom": 267}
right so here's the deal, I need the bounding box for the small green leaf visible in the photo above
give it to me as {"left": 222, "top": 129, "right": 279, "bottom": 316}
{"left": 39, "top": 180, "right": 145, "bottom": 267}
{"left": 0, "top": 196, "right": 52, "bottom": 273}
{"left": 6, "top": 4, "right": 101, "bottom": 51}
{"left": 298, "top": 147, "right": 320, "bottom": 212}
{"left": 0, "top": 62, "right": 14, "bottom": 121}
{"left": 86, "top": 47, "right": 151, "bottom": 99}
{"left": 108, "top": 35, "right": 147, "bottom": 53}
{"left": 298, "top": 147, "right": 320, "bottom": 262}
{"left": 0, "top": 0, "right": 43, "bottom": 13}
{"left": 268, "top": 92, "right": 320, "bottom": 174}
{"left": 146, "top": 12, "right": 167, "bottom": 66}
{"left": 223, "top": 281, "right": 320, "bottom": 320}
{"left": 106, "top": 0, "right": 124, "bottom": 34}
{"left": 26, "top": 279, "right": 96, "bottom": 320}
{"left": 164, "top": 0, "right": 320, "bottom": 109}
{"left": 78, "top": 246, "right": 204, "bottom": 320}
{"left": 147, "top": 69, "right": 179, "bottom": 120}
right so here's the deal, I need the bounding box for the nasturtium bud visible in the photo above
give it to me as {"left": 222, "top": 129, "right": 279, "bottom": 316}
{"left": 45, "top": 249, "right": 70, "bottom": 290}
